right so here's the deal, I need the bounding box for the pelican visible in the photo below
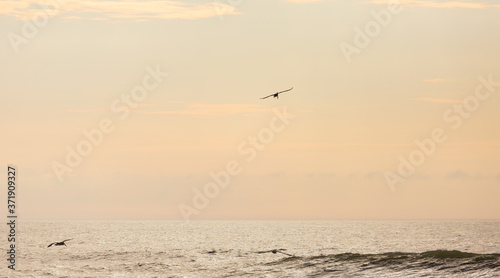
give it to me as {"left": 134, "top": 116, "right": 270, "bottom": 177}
{"left": 47, "top": 239, "right": 73, "bottom": 248}
{"left": 256, "top": 249, "right": 293, "bottom": 256}
{"left": 261, "top": 87, "right": 293, "bottom": 100}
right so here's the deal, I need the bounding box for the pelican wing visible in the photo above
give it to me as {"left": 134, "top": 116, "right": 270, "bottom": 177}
{"left": 256, "top": 249, "right": 275, "bottom": 253}
{"left": 276, "top": 87, "right": 293, "bottom": 94}
{"left": 260, "top": 94, "right": 275, "bottom": 99}
{"left": 276, "top": 250, "right": 293, "bottom": 256}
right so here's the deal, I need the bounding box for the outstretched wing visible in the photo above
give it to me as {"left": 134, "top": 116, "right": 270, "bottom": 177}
{"left": 47, "top": 243, "right": 55, "bottom": 248}
{"left": 276, "top": 250, "right": 293, "bottom": 256}
{"left": 61, "top": 238, "right": 73, "bottom": 243}
{"left": 260, "top": 93, "right": 275, "bottom": 99}
{"left": 276, "top": 87, "right": 293, "bottom": 94}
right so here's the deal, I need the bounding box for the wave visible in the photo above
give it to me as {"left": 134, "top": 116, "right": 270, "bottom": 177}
{"left": 268, "top": 250, "right": 500, "bottom": 275}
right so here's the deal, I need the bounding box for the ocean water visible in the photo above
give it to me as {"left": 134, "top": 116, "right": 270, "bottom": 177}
{"left": 3, "top": 221, "right": 500, "bottom": 277}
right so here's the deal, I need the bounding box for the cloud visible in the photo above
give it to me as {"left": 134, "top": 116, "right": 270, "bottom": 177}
{"left": 66, "top": 108, "right": 108, "bottom": 113}
{"left": 0, "top": 0, "right": 239, "bottom": 20}
{"left": 133, "top": 102, "right": 273, "bottom": 117}
{"left": 364, "top": 171, "right": 380, "bottom": 179}
{"left": 367, "top": 0, "right": 500, "bottom": 9}
{"left": 66, "top": 102, "right": 308, "bottom": 117}
{"left": 269, "top": 172, "right": 285, "bottom": 178}
{"left": 411, "top": 97, "right": 464, "bottom": 104}
{"left": 424, "top": 78, "right": 455, "bottom": 83}
{"left": 446, "top": 170, "right": 468, "bottom": 180}
{"left": 284, "top": 0, "right": 326, "bottom": 3}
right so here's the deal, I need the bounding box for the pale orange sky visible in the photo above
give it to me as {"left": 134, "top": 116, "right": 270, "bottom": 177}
{"left": 1, "top": 0, "right": 499, "bottom": 220}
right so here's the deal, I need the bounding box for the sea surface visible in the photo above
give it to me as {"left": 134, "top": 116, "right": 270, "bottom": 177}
{"left": 2, "top": 221, "right": 499, "bottom": 277}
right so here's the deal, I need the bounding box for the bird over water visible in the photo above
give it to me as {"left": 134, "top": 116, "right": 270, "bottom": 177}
{"left": 47, "top": 239, "right": 73, "bottom": 248}
{"left": 256, "top": 249, "right": 294, "bottom": 256}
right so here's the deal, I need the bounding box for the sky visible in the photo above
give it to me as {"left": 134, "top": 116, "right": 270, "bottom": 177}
{"left": 1, "top": 0, "right": 499, "bottom": 220}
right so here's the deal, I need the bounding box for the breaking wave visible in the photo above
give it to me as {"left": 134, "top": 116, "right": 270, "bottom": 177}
{"left": 266, "top": 250, "right": 500, "bottom": 276}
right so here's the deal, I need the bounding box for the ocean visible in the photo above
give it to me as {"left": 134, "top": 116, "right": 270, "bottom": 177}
{"left": 3, "top": 221, "right": 500, "bottom": 277}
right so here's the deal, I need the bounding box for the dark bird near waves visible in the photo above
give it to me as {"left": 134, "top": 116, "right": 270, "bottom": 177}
{"left": 256, "top": 249, "right": 294, "bottom": 256}
{"left": 47, "top": 239, "right": 73, "bottom": 248}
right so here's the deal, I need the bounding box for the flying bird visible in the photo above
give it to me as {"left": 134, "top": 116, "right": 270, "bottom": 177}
{"left": 47, "top": 239, "right": 73, "bottom": 248}
{"left": 256, "top": 249, "right": 293, "bottom": 256}
{"left": 261, "top": 87, "right": 293, "bottom": 100}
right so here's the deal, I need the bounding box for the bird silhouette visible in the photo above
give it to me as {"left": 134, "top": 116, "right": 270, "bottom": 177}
{"left": 261, "top": 87, "right": 293, "bottom": 100}
{"left": 47, "top": 239, "right": 73, "bottom": 248}
{"left": 256, "top": 249, "right": 293, "bottom": 256}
